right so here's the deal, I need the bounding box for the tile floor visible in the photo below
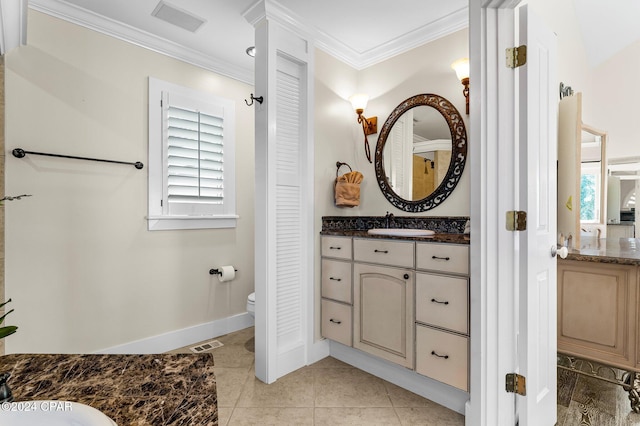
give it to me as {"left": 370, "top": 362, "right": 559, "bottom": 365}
{"left": 557, "top": 368, "right": 640, "bottom": 426}
{"left": 169, "top": 327, "right": 464, "bottom": 425}
{"left": 170, "top": 327, "right": 640, "bottom": 425}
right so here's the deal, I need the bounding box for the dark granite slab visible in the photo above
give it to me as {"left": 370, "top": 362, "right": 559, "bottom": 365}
{"left": 320, "top": 229, "right": 470, "bottom": 245}
{"left": 0, "top": 353, "right": 217, "bottom": 425}
{"left": 565, "top": 237, "right": 640, "bottom": 266}
{"left": 322, "top": 215, "right": 469, "bottom": 234}
{"left": 321, "top": 215, "right": 470, "bottom": 245}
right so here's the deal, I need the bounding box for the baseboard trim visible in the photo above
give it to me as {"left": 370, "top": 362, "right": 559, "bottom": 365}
{"left": 95, "top": 313, "right": 254, "bottom": 354}
{"left": 329, "top": 341, "right": 469, "bottom": 414}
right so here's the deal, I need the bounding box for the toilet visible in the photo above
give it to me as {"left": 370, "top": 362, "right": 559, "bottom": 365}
{"left": 246, "top": 292, "right": 255, "bottom": 318}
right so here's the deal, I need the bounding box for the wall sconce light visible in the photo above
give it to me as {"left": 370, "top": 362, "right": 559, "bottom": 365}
{"left": 349, "top": 94, "right": 377, "bottom": 163}
{"left": 451, "top": 58, "right": 470, "bottom": 114}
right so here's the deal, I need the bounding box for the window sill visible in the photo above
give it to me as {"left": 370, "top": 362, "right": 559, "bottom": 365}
{"left": 147, "top": 215, "right": 239, "bottom": 231}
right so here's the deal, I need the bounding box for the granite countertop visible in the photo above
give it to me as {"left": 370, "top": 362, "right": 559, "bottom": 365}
{"left": 320, "top": 230, "right": 470, "bottom": 245}
{"left": 0, "top": 353, "right": 217, "bottom": 425}
{"left": 565, "top": 237, "right": 640, "bottom": 266}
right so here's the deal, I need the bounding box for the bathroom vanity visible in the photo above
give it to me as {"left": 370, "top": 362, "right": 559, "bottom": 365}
{"left": 320, "top": 224, "right": 470, "bottom": 393}
{"left": 558, "top": 237, "right": 640, "bottom": 412}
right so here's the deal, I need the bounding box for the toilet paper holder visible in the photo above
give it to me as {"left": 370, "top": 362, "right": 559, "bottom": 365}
{"left": 209, "top": 268, "right": 238, "bottom": 275}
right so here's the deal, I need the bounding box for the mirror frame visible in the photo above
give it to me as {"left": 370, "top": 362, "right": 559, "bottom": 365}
{"left": 374, "top": 93, "right": 467, "bottom": 212}
{"left": 580, "top": 124, "right": 607, "bottom": 226}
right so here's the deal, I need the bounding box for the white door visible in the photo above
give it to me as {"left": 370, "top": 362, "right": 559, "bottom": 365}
{"left": 469, "top": 2, "right": 558, "bottom": 425}
{"left": 516, "top": 5, "right": 558, "bottom": 425}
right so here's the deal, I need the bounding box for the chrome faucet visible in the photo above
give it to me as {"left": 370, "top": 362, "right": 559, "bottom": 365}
{"left": 385, "top": 211, "right": 395, "bottom": 228}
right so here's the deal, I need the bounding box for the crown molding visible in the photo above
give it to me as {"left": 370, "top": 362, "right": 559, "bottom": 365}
{"left": 0, "top": 0, "right": 28, "bottom": 55}
{"left": 28, "top": 0, "right": 254, "bottom": 85}
{"left": 246, "top": 0, "right": 468, "bottom": 70}
{"left": 316, "top": 6, "right": 468, "bottom": 70}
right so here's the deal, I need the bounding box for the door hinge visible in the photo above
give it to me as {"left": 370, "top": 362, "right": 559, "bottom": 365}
{"left": 506, "top": 45, "right": 527, "bottom": 68}
{"left": 506, "top": 210, "right": 527, "bottom": 231}
{"left": 506, "top": 373, "right": 527, "bottom": 396}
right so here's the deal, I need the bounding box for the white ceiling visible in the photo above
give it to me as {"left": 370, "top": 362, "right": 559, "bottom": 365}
{"left": 26, "top": 0, "right": 636, "bottom": 84}
{"left": 573, "top": 0, "right": 640, "bottom": 67}
{"left": 28, "top": 0, "right": 468, "bottom": 84}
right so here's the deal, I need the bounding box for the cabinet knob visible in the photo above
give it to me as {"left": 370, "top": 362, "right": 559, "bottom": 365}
{"left": 403, "top": 274, "right": 410, "bottom": 279}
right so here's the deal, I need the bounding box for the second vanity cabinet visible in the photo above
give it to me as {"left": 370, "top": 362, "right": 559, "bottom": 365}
{"left": 558, "top": 259, "right": 638, "bottom": 370}
{"left": 321, "top": 234, "right": 470, "bottom": 392}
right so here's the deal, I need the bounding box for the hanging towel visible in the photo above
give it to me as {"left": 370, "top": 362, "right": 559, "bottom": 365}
{"left": 335, "top": 163, "right": 363, "bottom": 207}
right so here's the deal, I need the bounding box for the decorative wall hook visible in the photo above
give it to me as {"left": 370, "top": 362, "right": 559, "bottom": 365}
{"left": 559, "top": 82, "right": 574, "bottom": 100}
{"left": 245, "top": 94, "right": 264, "bottom": 106}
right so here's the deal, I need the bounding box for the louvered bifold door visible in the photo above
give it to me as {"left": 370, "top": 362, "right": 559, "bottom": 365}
{"left": 274, "top": 55, "right": 304, "bottom": 355}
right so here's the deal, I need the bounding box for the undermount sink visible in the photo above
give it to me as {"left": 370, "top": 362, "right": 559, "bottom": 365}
{"left": 0, "top": 400, "right": 117, "bottom": 425}
{"left": 367, "top": 228, "right": 435, "bottom": 237}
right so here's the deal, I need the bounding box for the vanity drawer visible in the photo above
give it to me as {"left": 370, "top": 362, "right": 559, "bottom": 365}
{"left": 416, "top": 243, "right": 469, "bottom": 275}
{"left": 322, "top": 259, "right": 352, "bottom": 304}
{"left": 416, "top": 273, "right": 469, "bottom": 334}
{"left": 415, "top": 325, "right": 468, "bottom": 391}
{"left": 321, "top": 236, "right": 352, "bottom": 260}
{"left": 353, "top": 238, "right": 415, "bottom": 268}
{"left": 321, "top": 299, "right": 352, "bottom": 346}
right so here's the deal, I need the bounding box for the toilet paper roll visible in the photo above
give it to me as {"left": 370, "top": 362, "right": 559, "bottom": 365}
{"left": 217, "top": 265, "right": 236, "bottom": 282}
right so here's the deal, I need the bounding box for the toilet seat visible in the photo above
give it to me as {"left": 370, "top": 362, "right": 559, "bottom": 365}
{"left": 247, "top": 292, "right": 255, "bottom": 318}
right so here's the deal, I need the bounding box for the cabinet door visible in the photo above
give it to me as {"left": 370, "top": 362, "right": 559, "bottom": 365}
{"left": 558, "top": 259, "right": 637, "bottom": 369}
{"left": 353, "top": 263, "right": 414, "bottom": 368}
{"left": 416, "top": 324, "right": 468, "bottom": 391}
{"left": 321, "top": 299, "right": 352, "bottom": 347}
{"left": 321, "top": 259, "right": 352, "bottom": 304}
{"left": 321, "top": 236, "right": 352, "bottom": 260}
{"left": 416, "top": 273, "right": 469, "bottom": 335}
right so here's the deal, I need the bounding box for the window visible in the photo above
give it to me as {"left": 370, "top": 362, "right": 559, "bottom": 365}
{"left": 148, "top": 78, "right": 237, "bottom": 230}
{"left": 580, "top": 162, "right": 601, "bottom": 223}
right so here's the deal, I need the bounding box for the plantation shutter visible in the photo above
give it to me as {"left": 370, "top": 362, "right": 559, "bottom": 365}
{"left": 163, "top": 93, "right": 227, "bottom": 216}
{"left": 148, "top": 77, "right": 237, "bottom": 230}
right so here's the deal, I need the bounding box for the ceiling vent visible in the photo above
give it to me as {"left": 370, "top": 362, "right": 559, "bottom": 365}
{"left": 151, "top": 1, "right": 206, "bottom": 33}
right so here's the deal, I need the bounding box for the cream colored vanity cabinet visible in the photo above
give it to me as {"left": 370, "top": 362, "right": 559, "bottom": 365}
{"left": 320, "top": 236, "right": 353, "bottom": 346}
{"left": 414, "top": 242, "right": 470, "bottom": 391}
{"left": 558, "top": 259, "right": 638, "bottom": 370}
{"left": 353, "top": 238, "right": 415, "bottom": 368}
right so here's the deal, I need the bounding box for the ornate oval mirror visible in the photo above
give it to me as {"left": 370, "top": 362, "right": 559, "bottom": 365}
{"left": 374, "top": 93, "right": 467, "bottom": 212}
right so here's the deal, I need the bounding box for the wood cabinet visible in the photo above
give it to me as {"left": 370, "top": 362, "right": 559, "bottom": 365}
{"left": 321, "top": 236, "right": 354, "bottom": 346}
{"left": 557, "top": 259, "right": 638, "bottom": 371}
{"left": 353, "top": 262, "right": 414, "bottom": 368}
{"left": 415, "top": 242, "right": 470, "bottom": 391}
{"left": 320, "top": 235, "right": 470, "bottom": 391}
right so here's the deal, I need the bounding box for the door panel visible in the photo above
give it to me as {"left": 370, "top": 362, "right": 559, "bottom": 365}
{"left": 517, "top": 5, "right": 558, "bottom": 425}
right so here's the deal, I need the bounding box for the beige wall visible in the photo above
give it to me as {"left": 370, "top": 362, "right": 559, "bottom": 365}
{"left": 314, "top": 28, "right": 470, "bottom": 219}
{"left": 589, "top": 40, "right": 640, "bottom": 160}
{"left": 527, "top": 0, "right": 638, "bottom": 160}
{"left": 4, "top": 11, "right": 255, "bottom": 353}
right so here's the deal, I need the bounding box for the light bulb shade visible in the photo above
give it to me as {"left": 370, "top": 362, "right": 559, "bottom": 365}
{"left": 349, "top": 94, "right": 369, "bottom": 112}
{"left": 451, "top": 58, "right": 470, "bottom": 82}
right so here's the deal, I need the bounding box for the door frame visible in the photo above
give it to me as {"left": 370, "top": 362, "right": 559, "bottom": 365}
{"left": 468, "top": 0, "right": 523, "bottom": 424}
